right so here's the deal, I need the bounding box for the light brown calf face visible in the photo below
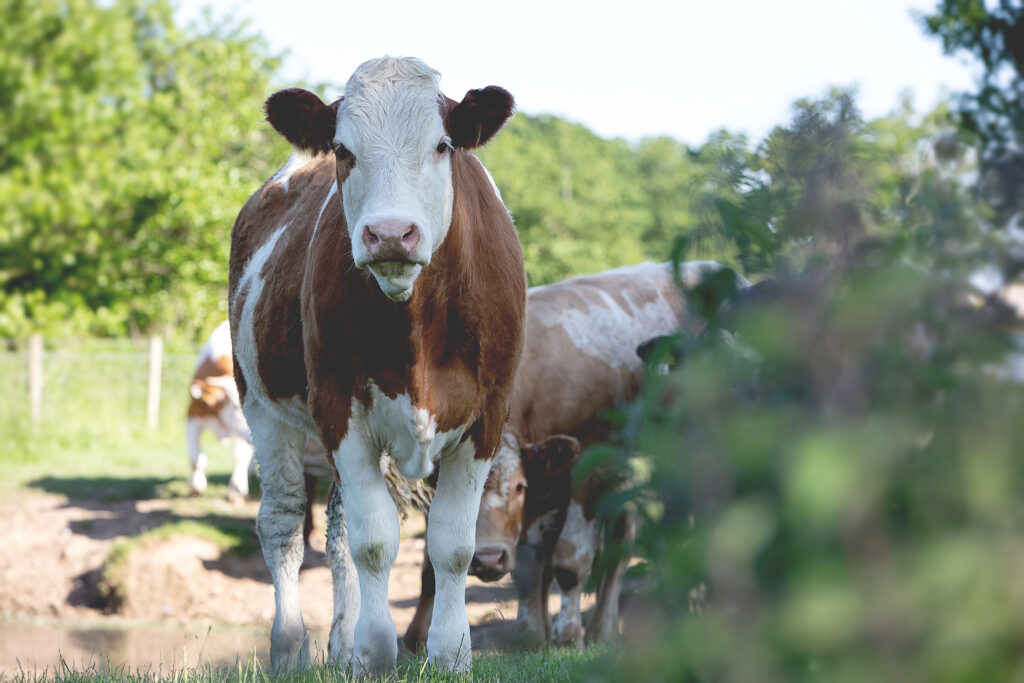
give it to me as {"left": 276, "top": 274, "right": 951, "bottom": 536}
{"left": 471, "top": 436, "right": 528, "bottom": 581}
{"left": 469, "top": 434, "right": 580, "bottom": 581}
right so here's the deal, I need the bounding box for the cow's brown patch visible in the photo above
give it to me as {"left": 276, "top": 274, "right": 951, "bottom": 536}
{"left": 303, "top": 151, "right": 525, "bottom": 457}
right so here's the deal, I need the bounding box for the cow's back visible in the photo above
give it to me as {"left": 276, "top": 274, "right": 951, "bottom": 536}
{"left": 510, "top": 261, "right": 711, "bottom": 445}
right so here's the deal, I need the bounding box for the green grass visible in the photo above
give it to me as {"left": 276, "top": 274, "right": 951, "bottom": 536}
{"left": 5, "top": 647, "right": 608, "bottom": 682}
{"left": 0, "top": 340, "right": 239, "bottom": 499}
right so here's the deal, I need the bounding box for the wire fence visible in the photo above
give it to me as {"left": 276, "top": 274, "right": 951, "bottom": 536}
{"left": 0, "top": 337, "right": 199, "bottom": 442}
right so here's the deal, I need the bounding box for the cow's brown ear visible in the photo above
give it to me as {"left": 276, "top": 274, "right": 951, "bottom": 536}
{"left": 444, "top": 86, "right": 515, "bottom": 149}
{"left": 521, "top": 434, "right": 580, "bottom": 480}
{"left": 264, "top": 88, "right": 340, "bottom": 155}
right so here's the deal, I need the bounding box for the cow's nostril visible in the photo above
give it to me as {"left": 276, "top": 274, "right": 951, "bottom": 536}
{"left": 401, "top": 224, "right": 418, "bottom": 248}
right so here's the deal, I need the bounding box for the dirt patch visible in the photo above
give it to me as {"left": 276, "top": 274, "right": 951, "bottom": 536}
{"left": 0, "top": 490, "right": 571, "bottom": 671}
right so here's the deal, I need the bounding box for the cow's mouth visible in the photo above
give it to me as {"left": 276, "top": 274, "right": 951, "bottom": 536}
{"left": 468, "top": 566, "right": 509, "bottom": 582}
{"left": 367, "top": 261, "right": 423, "bottom": 302}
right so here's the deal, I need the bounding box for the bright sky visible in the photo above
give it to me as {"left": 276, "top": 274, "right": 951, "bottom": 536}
{"left": 178, "top": 0, "right": 977, "bottom": 145}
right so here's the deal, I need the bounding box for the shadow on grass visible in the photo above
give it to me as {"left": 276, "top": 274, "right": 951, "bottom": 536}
{"left": 25, "top": 473, "right": 240, "bottom": 502}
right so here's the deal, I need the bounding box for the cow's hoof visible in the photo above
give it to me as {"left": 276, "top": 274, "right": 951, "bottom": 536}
{"left": 270, "top": 630, "right": 310, "bottom": 672}
{"left": 514, "top": 626, "right": 547, "bottom": 650}
{"left": 402, "top": 630, "right": 426, "bottom": 654}
{"left": 353, "top": 624, "right": 398, "bottom": 676}
{"left": 189, "top": 470, "right": 207, "bottom": 495}
{"left": 226, "top": 489, "right": 246, "bottom": 505}
{"left": 551, "top": 618, "right": 582, "bottom": 649}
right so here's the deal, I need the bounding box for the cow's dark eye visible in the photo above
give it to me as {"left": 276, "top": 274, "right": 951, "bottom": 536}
{"left": 515, "top": 482, "right": 526, "bottom": 494}
{"left": 436, "top": 136, "right": 454, "bottom": 154}
{"left": 332, "top": 141, "right": 354, "bottom": 163}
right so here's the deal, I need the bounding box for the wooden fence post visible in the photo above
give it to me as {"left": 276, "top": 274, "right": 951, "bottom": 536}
{"left": 147, "top": 336, "right": 163, "bottom": 431}
{"left": 28, "top": 334, "right": 42, "bottom": 422}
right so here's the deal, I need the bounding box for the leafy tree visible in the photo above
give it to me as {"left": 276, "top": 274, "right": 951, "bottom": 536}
{"left": 478, "top": 113, "right": 653, "bottom": 286}
{"left": 921, "top": 1, "right": 1024, "bottom": 244}
{"left": 0, "top": 0, "right": 288, "bottom": 340}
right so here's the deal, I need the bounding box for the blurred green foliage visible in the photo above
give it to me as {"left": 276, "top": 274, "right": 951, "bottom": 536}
{"left": 580, "top": 22, "right": 1024, "bottom": 681}
{"left": 921, "top": 0, "right": 1024, "bottom": 272}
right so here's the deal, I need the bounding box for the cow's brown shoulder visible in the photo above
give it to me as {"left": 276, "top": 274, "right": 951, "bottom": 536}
{"left": 229, "top": 156, "right": 336, "bottom": 405}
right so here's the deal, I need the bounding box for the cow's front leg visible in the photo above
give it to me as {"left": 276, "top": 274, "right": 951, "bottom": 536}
{"left": 336, "top": 438, "right": 400, "bottom": 675}
{"left": 248, "top": 404, "right": 309, "bottom": 670}
{"left": 586, "top": 511, "right": 637, "bottom": 644}
{"left": 227, "top": 437, "right": 254, "bottom": 503}
{"left": 552, "top": 582, "right": 585, "bottom": 648}
{"left": 551, "top": 501, "right": 599, "bottom": 648}
{"left": 513, "top": 541, "right": 554, "bottom": 648}
{"left": 325, "top": 482, "right": 359, "bottom": 663}
{"left": 185, "top": 419, "right": 208, "bottom": 495}
{"left": 426, "top": 441, "right": 491, "bottom": 671}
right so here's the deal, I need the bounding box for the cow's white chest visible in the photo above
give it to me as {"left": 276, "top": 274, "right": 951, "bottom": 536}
{"left": 354, "top": 384, "right": 469, "bottom": 479}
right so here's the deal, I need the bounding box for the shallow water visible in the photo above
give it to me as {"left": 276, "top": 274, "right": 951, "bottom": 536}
{"left": 0, "top": 618, "right": 324, "bottom": 675}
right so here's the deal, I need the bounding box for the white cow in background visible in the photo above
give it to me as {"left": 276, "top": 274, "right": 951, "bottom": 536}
{"left": 186, "top": 321, "right": 254, "bottom": 503}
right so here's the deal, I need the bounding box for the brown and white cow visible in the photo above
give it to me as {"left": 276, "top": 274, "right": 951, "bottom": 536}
{"left": 507, "top": 261, "right": 747, "bottom": 647}
{"left": 404, "top": 260, "right": 745, "bottom": 650}
{"left": 228, "top": 57, "right": 524, "bottom": 673}
{"left": 186, "top": 321, "right": 253, "bottom": 503}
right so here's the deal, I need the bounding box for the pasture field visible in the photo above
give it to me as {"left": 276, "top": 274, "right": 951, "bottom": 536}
{"left": 0, "top": 341, "right": 600, "bottom": 680}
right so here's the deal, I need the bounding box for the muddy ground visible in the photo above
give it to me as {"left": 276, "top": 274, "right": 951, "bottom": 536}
{"left": 0, "top": 490, "right": 585, "bottom": 674}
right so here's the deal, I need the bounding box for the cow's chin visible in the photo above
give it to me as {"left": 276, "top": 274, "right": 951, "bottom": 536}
{"left": 469, "top": 567, "right": 510, "bottom": 583}
{"left": 368, "top": 262, "right": 423, "bottom": 302}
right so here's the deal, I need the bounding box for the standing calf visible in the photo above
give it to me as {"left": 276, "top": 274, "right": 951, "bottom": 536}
{"left": 186, "top": 321, "right": 253, "bottom": 503}
{"left": 229, "top": 57, "right": 524, "bottom": 673}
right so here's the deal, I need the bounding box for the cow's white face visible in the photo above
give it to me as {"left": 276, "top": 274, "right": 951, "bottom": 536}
{"left": 263, "top": 56, "right": 515, "bottom": 303}
{"left": 332, "top": 58, "right": 454, "bottom": 301}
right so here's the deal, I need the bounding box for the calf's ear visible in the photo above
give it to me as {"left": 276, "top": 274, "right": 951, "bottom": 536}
{"left": 520, "top": 434, "right": 581, "bottom": 482}
{"left": 264, "top": 88, "right": 341, "bottom": 154}
{"left": 444, "top": 86, "right": 515, "bottom": 149}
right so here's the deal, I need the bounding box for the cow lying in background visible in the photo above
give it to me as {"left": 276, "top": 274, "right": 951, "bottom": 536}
{"left": 186, "top": 321, "right": 254, "bottom": 503}
{"left": 404, "top": 260, "right": 746, "bottom": 650}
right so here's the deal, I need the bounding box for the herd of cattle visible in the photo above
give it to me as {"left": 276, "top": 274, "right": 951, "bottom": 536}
{"left": 183, "top": 56, "right": 748, "bottom": 673}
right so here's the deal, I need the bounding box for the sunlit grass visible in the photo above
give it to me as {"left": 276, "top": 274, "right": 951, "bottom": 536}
{"left": 0, "top": 341, "right": 237, "bottom": 498}
{"left": 5, "top": 647, "right": 607, "bottom": 683}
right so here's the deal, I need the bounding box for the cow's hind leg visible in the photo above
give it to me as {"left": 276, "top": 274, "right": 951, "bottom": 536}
{"left": 426, "top": 441, "right": 491, "bottom": 671}
{"left": 403, "top": 540, "right": 434, "bottom": 652}
{"left": 336, "top": 438, "right": 400, "bottom": 675}
{"left": 325, "top": 482, "right": 360, "bottom": 664}
{"left": 248, "top": 404, "right": 309, "bottom": 670}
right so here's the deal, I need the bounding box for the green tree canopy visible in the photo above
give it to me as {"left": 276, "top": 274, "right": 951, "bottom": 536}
{"left": 0, "top": 0, "right": 288, "bottom": 339}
